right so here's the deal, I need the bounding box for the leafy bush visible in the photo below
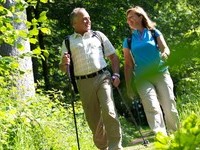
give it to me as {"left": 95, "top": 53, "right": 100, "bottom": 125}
{"left": 0, "top": 89, "right": 97, "bottom": 150}
{"left": 155, "top": 110, "right": 200, "bottom": 149}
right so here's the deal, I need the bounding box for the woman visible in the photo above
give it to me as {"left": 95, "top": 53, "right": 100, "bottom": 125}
{"left": 123, "top": 6, "right": 179, "bottom": 135}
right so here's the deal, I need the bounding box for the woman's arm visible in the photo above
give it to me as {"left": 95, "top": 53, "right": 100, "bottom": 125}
{"left": 123, "top": 48, "right": 135, "bottom": 98}
{"left": 157, "top": 34, "right": 170, "bottom": 60}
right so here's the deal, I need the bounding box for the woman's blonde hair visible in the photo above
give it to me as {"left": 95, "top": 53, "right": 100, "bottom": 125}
{"left": 126, "top": 6, "right": 156, "bottom": 29}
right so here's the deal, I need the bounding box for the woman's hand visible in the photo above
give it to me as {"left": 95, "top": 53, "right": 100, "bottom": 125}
{"left": 161, "top": 52, "right": 169, "bottom": 61}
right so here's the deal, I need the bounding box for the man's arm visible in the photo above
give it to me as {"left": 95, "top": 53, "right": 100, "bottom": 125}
{"left": 107, "top": 53, "right": 120, "bottom": 87}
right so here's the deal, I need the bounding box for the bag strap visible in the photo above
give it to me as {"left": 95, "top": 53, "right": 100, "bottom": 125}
{"left": 92, "top": 31, "right": 105, "bottom": 56}
{"left": 150, "top": 29, "right": 157, "bottom": 46}
{"left": 127, "top": 34, "right": 132, "bottom": 50}
{"left": 64, "top": 31, "right": 104, "bottom": 94}
{"left": 64, "top": 36, "right": 79, "bottom": 94}
{"left": 127, "top": 29, "right": 157, "bottom": 50}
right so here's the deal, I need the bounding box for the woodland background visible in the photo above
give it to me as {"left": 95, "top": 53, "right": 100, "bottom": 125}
{"left": 0, "top": 0, "right": 200, "bottom": 149}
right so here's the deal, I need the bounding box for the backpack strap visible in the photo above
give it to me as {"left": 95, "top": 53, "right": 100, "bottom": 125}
{"left": 64, "top": 36, "right": 79, "bottom": 94}
{"left": 64, "top": 31, "right": 105, "bottom": 94}
{"left": 127, "top": 29, "right": 157, "bottom": 50}
{"left": 92, "top": 31, "right": 105, "bottom": 56}
{"left": 127, "top": 34, "right": 132, "bottom": 50}
{"left": 65, "top": 35, "right": 70, "bottom": 53}
{"left": 150, "top": 29, "right": 157, "bottom": 46}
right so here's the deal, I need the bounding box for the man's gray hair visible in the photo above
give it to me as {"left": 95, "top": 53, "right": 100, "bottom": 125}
{"left": 70, "top": 8, "right": 86, "bottom": 25}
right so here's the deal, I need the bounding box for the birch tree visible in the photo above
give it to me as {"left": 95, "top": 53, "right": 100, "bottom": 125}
{"left": 0, "top": 0, "right": 35, "bottom": 99}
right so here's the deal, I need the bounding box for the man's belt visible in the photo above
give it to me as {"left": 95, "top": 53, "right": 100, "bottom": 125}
{"left": 75, "top": 68, "right": 107, "bottom": 80}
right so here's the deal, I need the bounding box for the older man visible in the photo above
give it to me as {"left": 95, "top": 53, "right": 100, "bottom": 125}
{"left": 59, "top": 8, "right": 123, "bottom": 150}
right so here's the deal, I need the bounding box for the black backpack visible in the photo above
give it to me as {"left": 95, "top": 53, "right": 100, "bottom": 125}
{"left": 64, "top": 31, "right": 104, "bottom": 94}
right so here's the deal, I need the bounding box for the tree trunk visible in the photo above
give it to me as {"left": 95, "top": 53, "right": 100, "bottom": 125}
{"left": 0, "top": 0, "right": 35, "bottom": 99}
{"left": 26, "top": 3, "right": 50, "bottom": 90}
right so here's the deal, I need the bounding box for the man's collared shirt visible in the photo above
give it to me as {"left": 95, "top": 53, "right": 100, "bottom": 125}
{"left": 60, "top": 30, "right": 115, "bottom": 76}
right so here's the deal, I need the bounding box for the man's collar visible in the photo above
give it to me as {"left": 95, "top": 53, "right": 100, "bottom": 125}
{"left": 73, "top": 30, "right": 93, "bottom": 38}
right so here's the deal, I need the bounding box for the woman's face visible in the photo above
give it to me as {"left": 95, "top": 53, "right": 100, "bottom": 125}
{"left": 126, "top": 11, "right": 142, "bottom": 30}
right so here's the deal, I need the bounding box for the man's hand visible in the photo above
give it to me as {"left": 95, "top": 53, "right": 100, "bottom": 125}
{"left": 59, "top": 52, "right": 71, "bottom": 72}
{"left": 62, "top": 52, "right": 71, "bottom": 65}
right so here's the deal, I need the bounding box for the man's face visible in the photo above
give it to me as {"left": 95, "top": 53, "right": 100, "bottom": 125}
{"left": 73, "top": 10, "right": 91, "bottom": 35}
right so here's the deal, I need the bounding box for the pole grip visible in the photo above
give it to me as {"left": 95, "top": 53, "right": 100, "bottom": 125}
{"left": 67, "top": 64, "right": 71, "bottom": 81}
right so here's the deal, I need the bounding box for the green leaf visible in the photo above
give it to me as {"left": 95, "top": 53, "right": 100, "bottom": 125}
{"left": 31, "top": 18, "right": 38, "bottom": 26}
{"left": 5, "top": 22, "right": 14, "bottom": 30}
{"left": 40, "top": 27, "right": 51, "bottom": 35}
{"left": 32, "top": 47, "right": 41, "bottom": 55}
{"left": 10, "top": 62, "right": 19, "bottom": 69}
{"left": 4, "top": 37, "right": 15, "bottom": 45}
{"left": 17, "top": 43, "right": 24, "bottom": 51}
{"left": 0, "top": 26, "right": 7, "bottom": 32}
{"left": 5, "top": 9, "right": 13, "bottom": 17}
{"left": 0, "top": 6, "right": 4, "bottom": 12}
{"left": 18, "top": 30, "right": 28, "bottom": 38}
{"left": 38, "top": 11, "right": 47, "bottom": 22}
{"left": 26, "top": 20, "right": 32, "bottom": 28}
{"left": 42, "top": 50, "right": 49, "bottom": 58}
{"left": 40, "top": 0, "right": 48, "bottom": 3}
{"left": 40, "top": 54, "right": 45, "bottom": 60}
{"left": 111, "top": 25, "right": 116, "bottom": 31}
{"left": 29, "top": 38, "right": 38, "bottom": 44}
{"left": 29, "top": 28, "right": 39, "bottom": 36}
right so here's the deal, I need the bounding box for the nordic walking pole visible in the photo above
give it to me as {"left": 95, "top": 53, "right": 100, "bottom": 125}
{"left": 67, "top": 64, "right": 81, "bottom": 150}
{"left": 116, "top": 87, "right": 149, "bottom": 146}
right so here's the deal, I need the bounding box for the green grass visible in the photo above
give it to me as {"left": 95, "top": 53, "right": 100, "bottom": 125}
{"left": 1, "top": 85, "right": 200, "bottom": 149}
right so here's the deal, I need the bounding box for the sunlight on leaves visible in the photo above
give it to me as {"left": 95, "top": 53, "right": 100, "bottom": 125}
{"left": 32, "top": 47, "right": 41, "bottom": 55}
{"left": 42, "top": 50, "right": 49, "bottom": 58}
{"left": 38, "top": 11, "right": 47, "bottom": 22}
{"left": 40, "top": 27, "right": 51, "bottom": 35}
{"left": 29, "top": 27, "right": 39, "bottom": 36}
{"left": 29, "top": 38, "right": 38, "bottom": 44}
{"left": 40, "top": 0, "right": 48, "bottom": 3}
{"left": 17, "top": 43, "right": 24, "bottom": 51}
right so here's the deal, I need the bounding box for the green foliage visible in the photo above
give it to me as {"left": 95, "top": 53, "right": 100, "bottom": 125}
{"left": 168, "top": 28, "right": 200, "bottom": 103}
{"left": 0, "top": 0, "right": 50, "bottom": 60}
{"left": 1, "top": 0, "right": 200, "bottom": 149}
{"left": 0, "top": 87, "right": 96, "bottom": 149}
{"left": 0, "top": 56, "right": 20, "bottom": 96}
{"left": 0, "top": 56, "right": 95, "bottom": 150}
{"left": 155, "top": 112, "right": 200, "bottom": 149}
{"left": 119, "top": 116, "right": 151, "bottom": 147}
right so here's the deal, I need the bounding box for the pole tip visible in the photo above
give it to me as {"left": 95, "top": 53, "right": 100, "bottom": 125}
{"left": 143, "top": 139, "right": 149, "bottom": 146}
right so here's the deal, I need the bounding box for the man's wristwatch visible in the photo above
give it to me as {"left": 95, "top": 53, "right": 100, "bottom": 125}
{"left": 112, "top": 73, "right": 120, "bottom": 79}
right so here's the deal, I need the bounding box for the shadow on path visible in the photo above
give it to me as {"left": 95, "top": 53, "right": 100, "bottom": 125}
{"left": 124, "top": 131, "right": 155, "bottom": 150}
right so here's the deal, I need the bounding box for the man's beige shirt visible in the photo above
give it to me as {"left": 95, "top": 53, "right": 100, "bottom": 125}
{"left": 60, "top": 30, "right": 116, "bottom": 76}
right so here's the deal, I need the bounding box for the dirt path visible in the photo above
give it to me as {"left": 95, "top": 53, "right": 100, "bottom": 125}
{"left": 124, "top": 131, "right": 155, "bottom": 150}
{"left": 124, "top": 143, "right": 154, "bottom": 150}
